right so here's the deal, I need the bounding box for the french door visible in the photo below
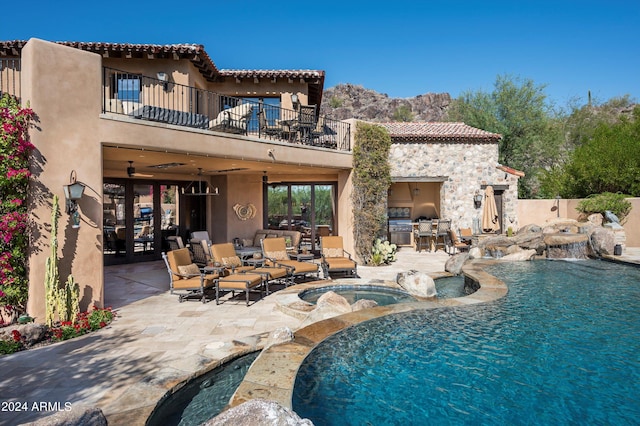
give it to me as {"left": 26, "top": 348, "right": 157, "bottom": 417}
{"left": 103, "top": 180, "right": 181, "bottom": 265}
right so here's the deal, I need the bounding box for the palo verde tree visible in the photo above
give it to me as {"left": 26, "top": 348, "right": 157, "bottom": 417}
{"left": 351, "top": 122, "right": 391, "bottom": 263}
{"left": 447, "top": 74, "right": 563, "bottom": 198}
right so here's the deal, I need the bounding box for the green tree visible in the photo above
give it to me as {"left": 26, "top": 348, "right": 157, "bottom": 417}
{"left": 447, "top": 74, "right": 563, "bottom": 198}
{"left": 392, "top": 105, "right": 414, "bottom": 122}
{"left": 541, "top": 106, "right": 640, "bottom": 197}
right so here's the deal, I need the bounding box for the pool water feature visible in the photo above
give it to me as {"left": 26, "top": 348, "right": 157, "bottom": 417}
{"left": 147, "top": 351, "right": 259, "bottom": 426}
{"left": 292, "top": 260, "right": 640, "bottom": 424}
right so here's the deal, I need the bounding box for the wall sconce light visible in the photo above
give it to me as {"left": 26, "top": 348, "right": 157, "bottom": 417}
{"left": 473, "top": 190, "right": 483, "bottom": 209}
{"left": 157, "top": 72, "right": 168, "bottom": 90}
{"left": 63, "top": 170, "right": 85, "bottom": 228}
{"left": 291, "top": 93, "right": 299, "bottom": 108}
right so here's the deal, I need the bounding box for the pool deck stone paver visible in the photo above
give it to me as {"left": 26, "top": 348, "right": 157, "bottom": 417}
{"left": 0, "top": 247, "right": 638, "bottom": 425}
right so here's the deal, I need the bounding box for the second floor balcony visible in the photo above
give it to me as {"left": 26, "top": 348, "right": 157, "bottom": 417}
{"left": 102, "top": 67, "right": 351, "bottom": 151}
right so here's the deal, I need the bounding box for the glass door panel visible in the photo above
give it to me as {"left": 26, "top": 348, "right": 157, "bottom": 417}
{"left": 267, "top": 185, "right": 290, "bottom": 230}
{"left": 314, "top": 184, "right": 335, "bottom": 249}
{"left": 103, "top": 183, "right": 126, "bottom": 260}
{"left": 133, "top": 184, "right": 154, "bottom": 257}
{"left": 160, "top": 184, "right": 180, "bottom": 252}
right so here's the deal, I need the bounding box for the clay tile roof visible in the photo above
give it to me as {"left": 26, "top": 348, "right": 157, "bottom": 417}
{"left": 378, "top": 122, "right": 502, "bottom": 143}
{"left": 219, "top": 69, "right": 324, "bottom": 79}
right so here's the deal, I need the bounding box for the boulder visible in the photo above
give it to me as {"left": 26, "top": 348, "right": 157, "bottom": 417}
{"left": 396, "top": 270, "right": 436, "bottom": 298}
{"left": 264, "top": 327, "right": 294, "bottom": 350}
{"left": 505, "top": 245, "right": 522, "bottom": 255}
{"left": 589, "top": 227, "right": 616, "bottom": 256}
{"left": 316, "top": 291, "right": 352, "bottom": 313}
{"left": 444, "top": 253, "right": 469, "bottom": 275}
{"left": 24, "top": 406, "right": 107, "bottom": 426}
{"left": 587, "top": 213, "right": 603, "bottom": 226}
{"left": 299, "top": 291, "right": 352, "bottom": 327}
{"left": 468, "top": 246, "right": 484, "bottom": 259}
{"left": 501, "top": 249, "right": 537, "bottom": 261}
{"left": 205, "top": 398, "right": 313, "bottom": 425}
{"left": 0, "top": 323, "right": 49, "bottom": 347}
{"left": 351, "top": 299, "right": 378, "bottom": 312}
{"left": 516, "top": 224, "right": 542, "bottom": 234}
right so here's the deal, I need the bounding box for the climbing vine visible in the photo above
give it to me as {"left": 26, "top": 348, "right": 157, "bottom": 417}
{"left": 351, "top": 122, "right": 392, "bottom": 263}
{"left": 0, "top": 94, "right": 34, "bottom": 323}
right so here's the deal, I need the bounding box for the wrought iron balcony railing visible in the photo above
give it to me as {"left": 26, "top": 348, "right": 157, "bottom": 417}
{"left": 102, "top": 67, "right": 351, "bottom": 151}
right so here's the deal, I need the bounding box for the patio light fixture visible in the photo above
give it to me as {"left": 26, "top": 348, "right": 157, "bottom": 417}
{"left": 63, "top": 170, "right": 86, "bottom": 228}
{"left": 181, "top": 168, "right": 219, "bottom": 196}
{"left": 413, "top": 183, "right": 420, "bottom": 197}
{"left": 157, "top": 72, "right": 168, "bottom": 90}
{"left": 473, "top": 190, "right": 483, "bottom": 209}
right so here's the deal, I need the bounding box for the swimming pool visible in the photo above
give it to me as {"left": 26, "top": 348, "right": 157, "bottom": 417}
{"left": 292, "top": 260, "right": 640, "bottom": 425}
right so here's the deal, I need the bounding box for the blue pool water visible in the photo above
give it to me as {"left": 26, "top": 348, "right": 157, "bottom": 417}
{"left": 292, "top": 260, "right": 640, "bottom": 425}
{"left": 147, "top": 351, "right": 259, "bottom": 426}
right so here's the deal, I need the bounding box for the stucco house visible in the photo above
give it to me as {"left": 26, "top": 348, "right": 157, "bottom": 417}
{"left": 1, "top": 38, "right": 519, "bottom": 322}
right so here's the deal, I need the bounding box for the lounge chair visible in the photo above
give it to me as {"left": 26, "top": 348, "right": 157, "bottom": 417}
{"left": 162, "top": 248, "right": 217, "bottom": 303}
{"left": 166, "top": 235, "right": 185, "bottom": 251}
{"left": 189, "top": 239, "right": 211, "bottom": 267}
{"left": 261, "top": 237, "right": 320, "bottom": 281}
{"left": 320, "top": 236, "right": 357, "bottom": 278}
{"left": 210, "top": 242, "right": 292, "bottom": 286}
{"left": 208, "top": 103, "right": 254, "bottom": 134}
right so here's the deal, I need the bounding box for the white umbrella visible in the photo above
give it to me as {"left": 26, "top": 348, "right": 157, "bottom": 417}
{"left": 482, "top": 186, "right": 500, "bottom": 233}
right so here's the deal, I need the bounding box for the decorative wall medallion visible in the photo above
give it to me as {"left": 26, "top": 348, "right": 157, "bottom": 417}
{"left": 233, "top": 203, "right": 257, "bottom": 221}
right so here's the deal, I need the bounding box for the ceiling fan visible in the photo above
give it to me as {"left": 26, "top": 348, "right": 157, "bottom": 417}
{"left": 127, "top": 161, "right": 153, "bottom": 178}
{"left": 204, "top": 167, "right": 249, "bottom": 174}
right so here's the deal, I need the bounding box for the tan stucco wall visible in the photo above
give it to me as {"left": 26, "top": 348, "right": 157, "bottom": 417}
{"left": 23, "top": 39, "right": 105, "bottom": 321}
{"left": 517, "top": 198, "right": 640, "bottom": 246}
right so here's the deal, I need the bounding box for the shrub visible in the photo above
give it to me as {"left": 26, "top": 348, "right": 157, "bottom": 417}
{"left": 370, "top": 239, "right": 397, "bottom": 265}
{"left": 576, "top": 192, "right": 632, "bottom": 223}
{"left": 0, "top": 94, "right": 34, "bottom": 321}
{"left": 351, "top": 122, "right": 392, "bottom": 263}
{"left": 50, "top": 306, "right": 115, "bottom": 341}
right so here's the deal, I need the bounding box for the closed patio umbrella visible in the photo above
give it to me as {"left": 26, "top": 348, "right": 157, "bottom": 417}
{"left": 482, "top": 185, "right": 500, "bottom": 233}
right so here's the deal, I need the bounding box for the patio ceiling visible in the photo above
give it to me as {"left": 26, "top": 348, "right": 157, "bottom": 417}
{"left": 102, "top": 146, "right": 345, "bottom": 180}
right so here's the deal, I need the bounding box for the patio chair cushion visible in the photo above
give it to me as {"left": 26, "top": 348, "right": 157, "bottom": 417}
{"left": 222, "top": 256, "right": 242, "bottom": 268}
{"left": 265, "top": 250, "right": 288, "bottom": 261}
{"left": 177, "top": 263, "right": 201, "bottom": 276}
{"left": 323, "top": 247, "right": 344, "bottom": 258}
{"left": 324, "top": 257, "right": 357, "bottom": 270}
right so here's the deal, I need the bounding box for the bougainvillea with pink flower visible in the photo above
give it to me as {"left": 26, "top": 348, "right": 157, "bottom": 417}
{"left": 0, "top": 94, "right": 34, "bottom": 321}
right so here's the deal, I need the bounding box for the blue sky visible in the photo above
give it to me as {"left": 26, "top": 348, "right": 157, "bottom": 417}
{"left": 3, "top": 0, "right": 638, "bottom": 107}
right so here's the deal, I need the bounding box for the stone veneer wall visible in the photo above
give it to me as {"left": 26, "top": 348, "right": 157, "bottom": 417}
{"left": 389, "top": 141, "right": 519, "bottom": 232}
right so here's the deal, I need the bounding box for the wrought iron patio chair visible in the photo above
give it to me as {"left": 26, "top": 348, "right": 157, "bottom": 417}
{"left": 433, "top": 219, "right": 452, "bottom": 253}
{"left": 414, "top": 219, "right": 433, "bottom": 252}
